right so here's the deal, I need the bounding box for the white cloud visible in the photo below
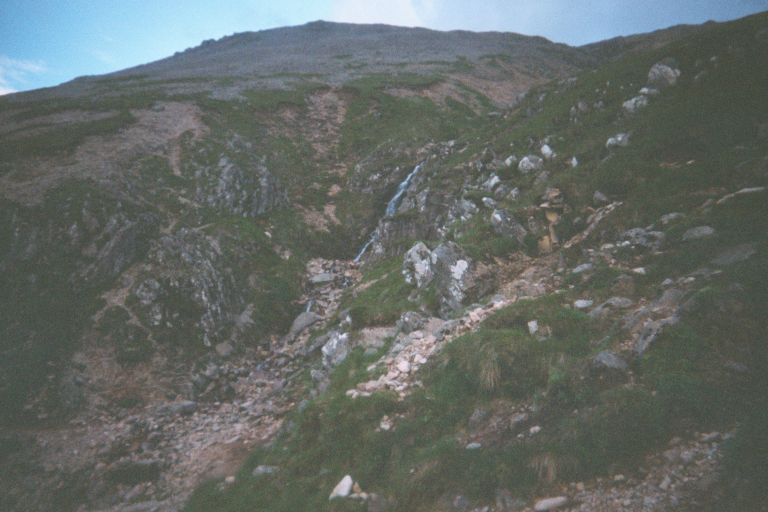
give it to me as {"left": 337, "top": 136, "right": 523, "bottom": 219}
{"left": 0, "top": 55, "right": 47, "bottom": 95}
{"left": 328, "top": 0, "right": 426, "bottom": 27}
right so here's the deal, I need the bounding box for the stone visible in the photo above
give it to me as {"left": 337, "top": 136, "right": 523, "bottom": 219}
{"left": 593, "top": 190, "right": 609, "bottom": 205}
{"left": 591, "top": 351, "right": 628, "bottom": 372}
{"left": 396, "top": 360, "right": 411, "bottom": 374}
{"left": 490, "top": 209, "right": 528, "bottom": 245}
{"left": 660, "top": 212, "right": 684, "bottom": 225}
{"left": 224, "top": 475, "right": 236, "bottom": 485}
{"left": 518, "top": 155, "right": 544, "bottom": 174}
{"left": 481, "top": 197, "right": 497, "bottom": 209}
{"left": 483, "top": 174, "right": 501, "bottom": 191}
{"left": 623, "top": 95, "right": 649, "bottom": 114}
{"left": 286, "top": 311, "right": 321, "bottom": 341}
{"left": 711, "top": 244, "right": 756, "bottom": 266}
{"left": 682, "top": 226, "right": 715, "bottom": 241}
{"left": 397, "top": 311, "right": 426, "bottom": 334}
{"left": 648, "top": 61, "right": 681, "bottom": 89}
{"left": 540, "top": 144, "right": 556, "bottom": 160}
{"left": 214, "top": 342, "right": 234, "bottom": 358}
{"left": 534, "top": 496, "right": 568, "bottom": 511}
{"left": 569, "top": 156, "right": 578, "bottom": 168}
{"left": 322, "top": 331, "right": 351, "bottom": 368}
{"left": 572, "top": 263, "right": 593, "bottom": 274}
{"left": 162, "top": 400, "right": 197, "bottom": 416}
{"left": 606, "top": 133, "right": 630, "bottom": 148}
{"left": 430, "top": 242, "right": 476, "bottom": 316}
{"left": 527, "top": 320, "right": 539, "bottom": 335}
{"left": 621, "top": 227, "right": 665, "bottom": 251}
{"left": 465, "top": 442, "right": 482, "bottom": 450}
{"left": 329, "top": 475, "right": 354, "bottom": 500}
{"left": 504, "top": 155, "right": 518, "bottom": 168}
{"left": 252, "top": 465, "right": 279, "bottom": 477}
{"left": 403, "top": 242, "right": 434, "bottom": 288}
{"left": 310, "top": 272, "right": 335, "bottom": 285}
{"left": 574, "top": 299, "right": 593, "bottom": 309}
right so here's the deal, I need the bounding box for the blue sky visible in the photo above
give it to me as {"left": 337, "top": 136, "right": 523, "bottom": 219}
{"left": 1, "top": 0, "right": 766, "bottom": 94}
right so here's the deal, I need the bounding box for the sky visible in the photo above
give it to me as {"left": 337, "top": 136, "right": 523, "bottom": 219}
{"left": 1, "top": 0, "right": 766, "bottom": 94}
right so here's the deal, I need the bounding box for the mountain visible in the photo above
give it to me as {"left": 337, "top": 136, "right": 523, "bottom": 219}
{"left": 1, "top": 12, "right": 767, "bottom": 512}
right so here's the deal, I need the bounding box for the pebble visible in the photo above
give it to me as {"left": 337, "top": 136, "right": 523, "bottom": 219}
{"left": 534, "top": 496, "right": 568, "bottom": 511}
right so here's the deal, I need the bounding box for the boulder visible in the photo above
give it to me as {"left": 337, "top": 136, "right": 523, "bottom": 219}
{"left": 490, "top": 209, "right": 528, "bottom": 245}
{"left": 504, "top": 155, "right": 518, "bottom": 168}
{"left": 397, "top": 311, "right": 426, "bottom": 334}
{"left": 402, "top": 242, "right": 434, "bottom": 288}
{"left": 648, "top": 61, "right": 681, "bottom": 89}
{"left": 540, "top": 144, "right": 556, "bottom": 160}
{"left": 591, "top": 350, "right": 628, "bottom": 372}
{"left": 534, "top": 496, "right": 569, "bottom": 511}
{"left": 321, "top": 331, "right": 351, "bottom": 368}
{"left": 285, "top": 311, "right": 321, "bottom": 341}
{"left": 606, "top": 133, "right": 630, "bottom": 149}
{"left": 431, "top": 242, "right": 474, "bottom": 316}
{"left": 682, "top": 226, "right": 715, "bottom": 242}
{"left": 623, "top": 95, "right": 649, "bottom": 114}
{"left": 329, "top": 475, "right": 354, "bottom": 500}
{"left": 620, "top": 227, "right": 665, "bottom": 251}
{"left": 518, "top": 155, "right": 544, "bottom": 174}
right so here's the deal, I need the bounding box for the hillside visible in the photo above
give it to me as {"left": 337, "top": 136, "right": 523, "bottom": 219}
{"left": 1, "top": 12, "right": 768, "bottom": 512}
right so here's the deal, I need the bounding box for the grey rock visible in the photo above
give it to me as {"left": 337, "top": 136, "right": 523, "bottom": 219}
{"left": 593, "top": 190, "right": 609, "bottom": 205}
{"left": 572, "top": 263, "right": 594, "bottom": 274}
{"left": 431, "top": 242, "right": 475, "bottom": 317}
{"left": 574, "top": 299, "right": 593, "bottom": 309}
{"left": 322, "top": 331, "right": 351, "bottom": 368}
{"left": 403, "top": 242, "right": 434, "bottom": 288}
{"left": 215, "top": 342, "right": 234, "bottom": 358}
{"left": 621, "top": 227, "right": 665, "bottom": 251}
{"left": 534, "top": 496, "right": 568, "bottom": 511}
{"left": 465, "top": 442, "right": 482, "bottom": 450}
{"left": 504, "top": 155, "right": 518, "bottom": 168}
{"left": 648, "top": 61, "right": 681, "bottom": 89}
{"left": 589, "top": 296, "right": 634, "bottom": 320}
{"left": 397, "top": 311, "right": 426, "bottom": 334}
{"left": 252, "top": 465, "right": 279, "bottom": 477}
{"left": 540, "top": 144, "right": 556, "bottom": 160}
{"left": 711, "top": 243, "right": 756, "bottom": 266}
{"left": 482, "top": 174, "right": 501, "bottom": 191}
{"left": 518, "top": 155, "right": 544, "bottom": 174}
{"left": 161, "top": 400, "right": 197, "bottom": 416}
{"left": 481, "top": 197, "right": 498, "bottom": 209}
{"left": 490, "top": 209, "right": 528, "bottom": 245}
{"left": 660, "top": 212, "right": 684, "bottom": 225}
{"left": 682, "top": 225, "right": 715, "bottom": 242}
{"left": 286, "top": 311, "right": 321, "bottom": 341}
{"left": 310, "top": 272, "right": 335, "bottom": 285}
{"left": 623, "top": 95, "right": 649, "bottom": 114}
{"left": 606, "top": 133, "right": 630, "bottom": 148}
{"left": 592, "top": 351, "right": 628, "bottom": 372}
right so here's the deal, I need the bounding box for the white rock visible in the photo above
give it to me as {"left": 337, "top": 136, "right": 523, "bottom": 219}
{"left": 569, "top": 156, "right": 578, "bottom": 168}
{"left": 527, "top": 320, "right": 539, "bottom": 335}
{"left": 529, "top": 425, "right": 542, "bottom": 435}
{"left": 540, "top": 144, "right": 556, "bottom": 160}
{"left": 396, "top": 360, "right": 411, "bottom": 374}
{"left": 329, "top": 475, "right": 354, "bottom": 500}
{"left": 534, "top": 496, "right": 568, "bottom": 511}
{"left": 623, "top": 95, "right": 649, "bottom": 114}
{"left": 606, "top": 133, "right": 630, "bottom": 149}
{"left": 504, "top": 155, "right": 518, "bottom": 167}
{"left": 632, "top": 267, "right": 647, "bottom": 275}
{"left": 574, "top": 299, "right": 594, "bottom": 309}
{"left": 518, "top": 155, "right": 544, "bottom": 174}
{"left": 465, "top": 442, "right": 482, "bottom": 450}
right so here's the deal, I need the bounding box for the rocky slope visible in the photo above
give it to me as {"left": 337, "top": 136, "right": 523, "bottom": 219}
{"left": 2, "top": 12, "right": 768, "bottom": 512}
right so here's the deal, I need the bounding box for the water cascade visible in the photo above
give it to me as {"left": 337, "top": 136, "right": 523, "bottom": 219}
{"left": 353, "top": 163, "right": 423, "bottom": 263}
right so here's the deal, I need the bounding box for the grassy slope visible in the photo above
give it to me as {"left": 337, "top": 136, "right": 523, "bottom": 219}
{"left": 186, "top": 13, "right": 768, "bottom": 511}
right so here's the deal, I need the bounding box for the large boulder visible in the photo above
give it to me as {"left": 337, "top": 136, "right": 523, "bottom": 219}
{"left": 490, "top": 209, "right": 528, "bottom": 245}
{"left": 430, "top": 242, "right": 474, "bottom": 316}
{"left": 402, "top": 242, "right": 434, "bottom": 288}
{"left": 518, "top": 155, "right": 544, "bottom": 174}
{"left": 606, "top": 133, "right": 630, "bottom": 149}
{"left": 321, "top": 331, "right": 351, "bottom": 367}
{"left": 647, "top": 60, "right": 681, "bottom": 89}
{"left": 623, "top": 95, "right": 649, "bottom": 114}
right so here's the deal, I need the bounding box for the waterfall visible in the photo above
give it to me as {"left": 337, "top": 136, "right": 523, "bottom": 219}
{"left": 354, "top": 162, "right": 423, "bottom": 263}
